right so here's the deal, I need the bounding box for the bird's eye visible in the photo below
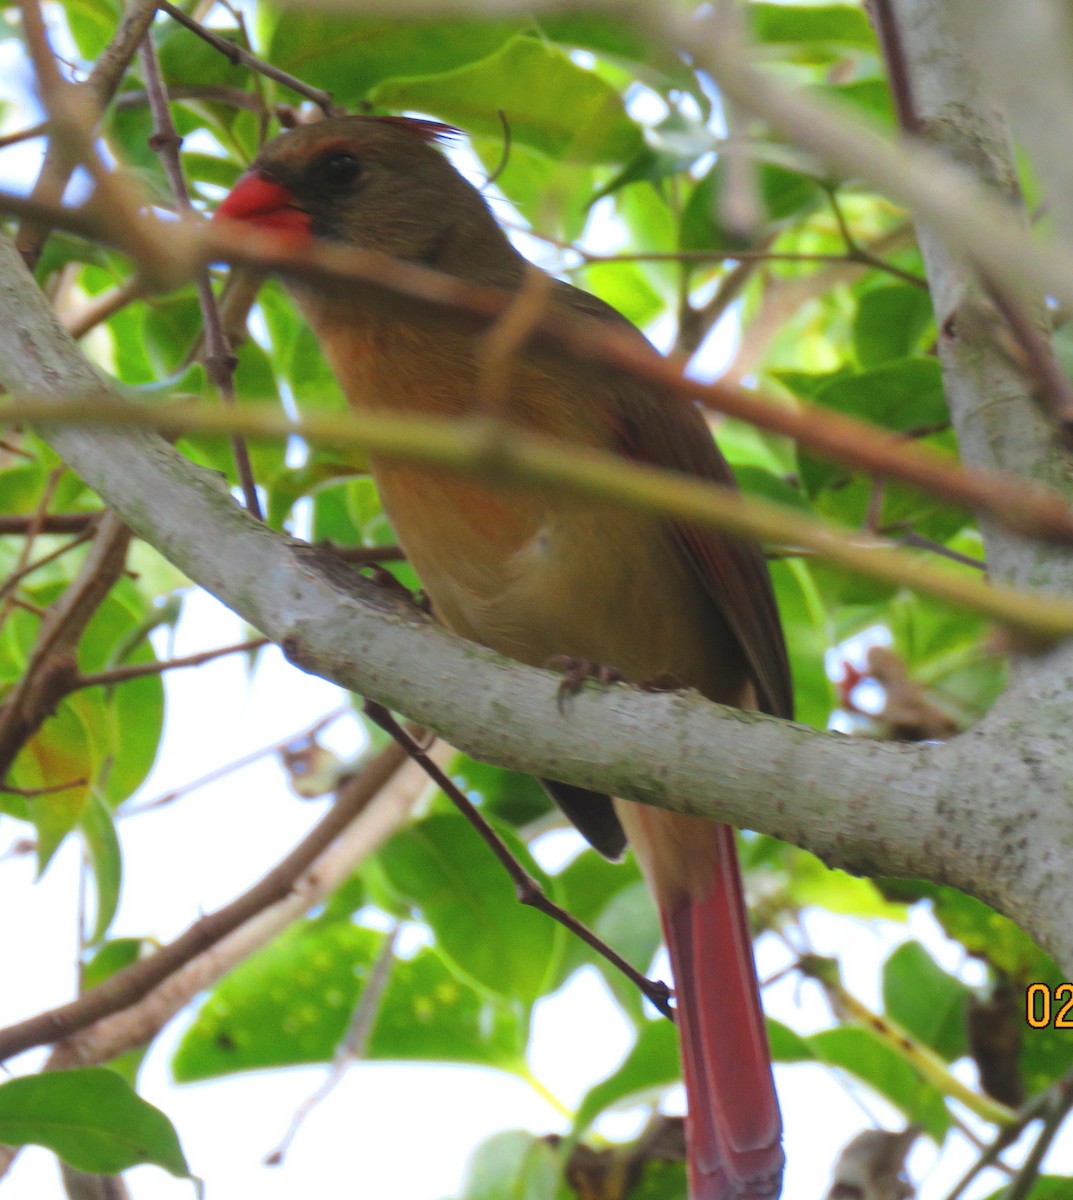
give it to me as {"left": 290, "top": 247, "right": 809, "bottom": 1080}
{"left": 318, "top": 152, "right": 362, "bottom": 191}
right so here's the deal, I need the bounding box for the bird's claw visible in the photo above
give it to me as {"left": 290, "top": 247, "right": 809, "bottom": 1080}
{"left": 548, "top": 655, "right": 624, "bottom": 714}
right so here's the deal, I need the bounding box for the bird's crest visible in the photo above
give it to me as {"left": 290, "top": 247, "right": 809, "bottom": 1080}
{"left": 368, "top": 116, "right": 461, "bottom": 145}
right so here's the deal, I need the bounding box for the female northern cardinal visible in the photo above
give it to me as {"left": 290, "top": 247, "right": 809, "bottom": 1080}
{"left": 215, "top": 116, "right": 792, "bottom": 1200}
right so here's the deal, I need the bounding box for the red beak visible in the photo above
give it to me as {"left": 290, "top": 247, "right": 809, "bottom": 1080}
{"left": 214, "top": 172, "right": 311, "bottom": 242}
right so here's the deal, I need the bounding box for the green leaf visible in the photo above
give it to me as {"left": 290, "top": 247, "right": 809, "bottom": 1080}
{"left": 0, "top": 1069, "right": 188, "bottom": 1176}
{"left": 854, "top": 285, "right": 935, "bottom": 368}
{"left": 65, "top": 0, "right": 123, "bottom": 60}
{"left": 589, "top": 881, "right": 662, "bottom": 1021}
{"left": 448, "top": 755, "right": 553, "bottom": 829}
{"left": 574, "top": 1018, "right": 681, "bottom": 1135}
{"left": 82, "top": 939, "right": 144, "bottom": 993}
{"left": 378, "top": 813, "right": 562, "bottom": 1001}
{"left": 769, "top": 558, "right": 835, "bottom": 730}
{"left": 371, "top": 37, "right": 643, "bottom": 165}
{"left": 735, "top": 466, "right": 811, "bottom": 513}
{"left": 767, "top": 1017, "right": 813, "bottom": 1062}
{"left": 810, "top": 358, "right": 948, "bottom": 432}
{"left": 882, "top": 942, "right": 969, "bottom": 1062}
{"left": 556, "top": 848, "right": 642, "bottom": 929}
{"left": 980, "top": 1180, "right": 1073, "bottom": 1200}
{"left": 744, "top": 837, "right": 904, "bottom": 920}
{"left": 809, "top": 1026, "right": 952, "bottom": 1142}
{"left": 458, "top": 1130, "right": 560, "bottom": 1200}
{"left": 0, "top": 462, "right": 48, "bottom": 514}
{"left": 682, "top": 161, "right": 825, "bottom": 252}
{"left": 549, "top": 848, "right": 645, "bottom": 999}
{"left": 536, "top": 12, "right": 700, "bottom": 94}
{"left": 748, "top": 3, "right": 877, "bottom": 48}
{"left": 472, "top": 136, "right": 597, "bottom": 243}
{"left": 80, "top": 792, "right": 123, "bottom": 943}
{"left": 628, "top": 1159, "right": 689, "bottom": 1200}
{"left": 73, "top": 583, "right": 165, "bottom": 806}
{"left": 925, "top": 886, "right": 1057, "bottom": 983}
{"left": 173, "top": 920, "right": 529, "bottom": 1081}
{"left": 578, "top": 262, "right": 664, "bottom": 329}
{"left": 7, "top": 701, "right": 95, "bottom": 870}
{"left": 265, "top": 10, "right": 523, "bottom": 104}
{"left": 815, "top": 79, "right": 895, "bottom": 125}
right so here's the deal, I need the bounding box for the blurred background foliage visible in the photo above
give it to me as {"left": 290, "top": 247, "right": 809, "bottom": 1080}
{"left": 0, "top": 1, "right": 1060, "bottom": 1198}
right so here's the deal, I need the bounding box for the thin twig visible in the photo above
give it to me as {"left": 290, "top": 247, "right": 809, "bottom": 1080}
{"left": 890, "top": 530, "right": 986, "bottom": 570}
{"left": 14, "top": 0, "right": 158, "bottom": 268}
{"left": 63, "top": 278, "right": 145, "bottom": 341}
{"left": 193, "top": 224, "right": 1058, "bottom": 546}
{"left": 114, "top": 85, "right": 267, "bottom": 116}
{"left": 0, "top": 512, "right": 131, "bottom": 779}
{"left": 512, "top": 228, "right": 923, "bottom": 272}
{"left": 156, "top": 1, "right": 337, "bottom": 116}
{"left": 123, "top": 703, "right": 351, "bottom": 816}
{"left": 0, "top": 526, "right": 97, "bottom": 603}
{"left": 0, "top": 440, "right": 35, "bottom": 461}
{"left": 362, "top": 700, "right": 675, "bottom": 1019}
{"left": 870, "top": 0, "right": 921, "bottom": 135}
{"left": 0, "top": 119, "right": 49, "bottom": 151}
{"left": 799, "top": 956, "right": 1017, "bottom": 1127}
{"left": 9, "top": 597, "right": 46, "bottom": 618}
{"left": 0, "top": 183, "right": 1012, "bottom": 548}
{"left": 75, "top": 636, "right": 268, "bottom": 691}
{"left": 0, "top": 737, "right": 409, "bottom": 1063}
{"left": 828, "top": 188, "right": 929, "bottom": 289}
{"left": 938, "top": 1077, "right": 1073, "bottom": 1200}
{"left": 1000, "top": 1095, "right": 1071, "bottom": 1200}
{"left": 265, "top": 924, "right": 400, "bottom": 1166}
{"left": 140, "top": 34, "right": 262, "bottom": 518}
{"left": 0, "top": 514, "right": 98, "bottom": 535}
{"left": 0, "top": 465, "right": 65, "bottom": 631}
{"left": 483, "top": 109, "right": 512, "bottom": 187}
{"left": 983, "top": 277, "right": 1073, "bottom": 442}
{"left": 17, "top": 0, "right": 162, "bottom": 273}
{"left": 677, "top": 252, "right": 767, "bottom": 357}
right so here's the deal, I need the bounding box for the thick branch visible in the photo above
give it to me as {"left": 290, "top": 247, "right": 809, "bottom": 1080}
{"left": 890, "top": 0, "right": 1072, "bottom": 594}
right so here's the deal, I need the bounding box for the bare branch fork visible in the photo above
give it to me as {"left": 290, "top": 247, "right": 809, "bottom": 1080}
{"left": 362, "top": 700, "right": 675, "bottom": 1019}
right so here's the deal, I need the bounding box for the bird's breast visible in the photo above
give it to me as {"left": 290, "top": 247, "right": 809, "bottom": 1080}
{"left": 297, "top": 304, "right": 736, "bottom": 693}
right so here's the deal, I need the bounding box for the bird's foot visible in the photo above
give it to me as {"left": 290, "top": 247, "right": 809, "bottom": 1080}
{"left": 548, "top": 655, "right": 624, "bottom": 714}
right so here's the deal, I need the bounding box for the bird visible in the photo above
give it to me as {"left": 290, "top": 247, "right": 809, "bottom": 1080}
{"left": 214, "top": 114, "right": 792, "bottom": 1200}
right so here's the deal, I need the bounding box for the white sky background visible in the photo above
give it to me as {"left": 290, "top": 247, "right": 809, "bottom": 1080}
{"left": 0, "top": 9, "right": 1071, "bottom": 1200}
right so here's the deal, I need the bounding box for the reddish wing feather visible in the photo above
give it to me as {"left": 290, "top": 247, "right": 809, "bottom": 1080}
{"left": 556, "top": 283, "right": 791, "bottom": 720}
{"left": 614, "top": 387, "right": 793, "bottom": 720}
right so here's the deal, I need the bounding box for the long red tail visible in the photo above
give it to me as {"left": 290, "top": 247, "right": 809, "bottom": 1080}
{"left": 612, "top": 803, "right": 783, "bottom": 1199}
{"left": 659, "top": 823, "right": 783, "bottom": 1200}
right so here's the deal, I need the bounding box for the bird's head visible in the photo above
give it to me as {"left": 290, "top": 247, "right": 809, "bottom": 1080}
{"left": 214, "top": 115, "right": 518, "bottom": 280}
